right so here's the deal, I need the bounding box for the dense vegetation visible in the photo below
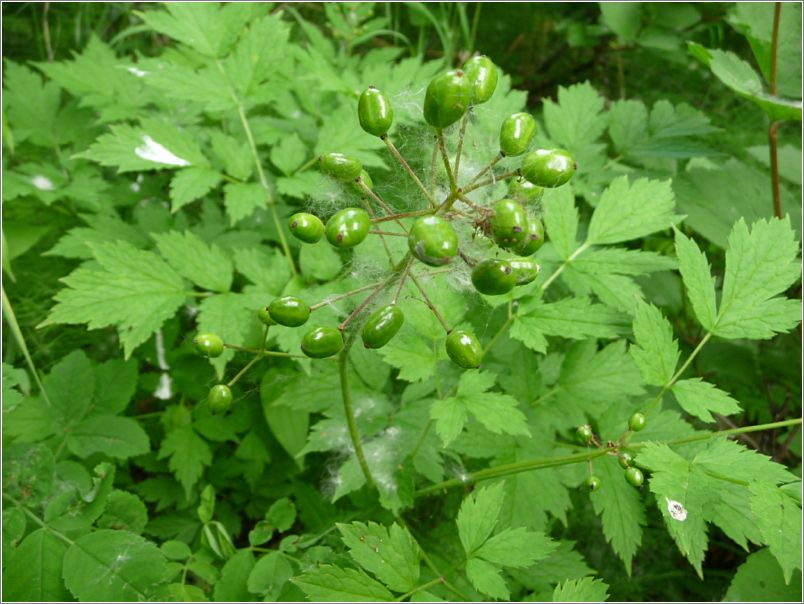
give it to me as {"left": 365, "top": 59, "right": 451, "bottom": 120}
{"left": 2, "top": 3, "right": 802, "bottom": 602}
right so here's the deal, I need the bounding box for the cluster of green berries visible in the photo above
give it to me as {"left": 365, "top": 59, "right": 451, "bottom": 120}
{"left": 580, "top": 413, "right": 647, "bottom": 491}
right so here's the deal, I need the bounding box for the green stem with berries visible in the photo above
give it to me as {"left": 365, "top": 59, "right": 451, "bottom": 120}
{"left": 383, "top": 135, "right": 439, "bottom": 208}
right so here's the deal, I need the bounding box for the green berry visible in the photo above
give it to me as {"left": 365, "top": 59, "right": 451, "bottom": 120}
{"left": 358, "top": 85, "right": 393, "bottom": 137}
{"left": 257, "top": 306, "right": 276, "bottom": 326}
{"left": 361, "top": 304, "right": 404, "bottom": 349}
{"left": 408, "top": 215, "right": 459, "bottom": 266}
{"left": 445, "top": 329, "right": 483, "bottom": 369}
{"left": 301, "top": 327, "right": 344, "bottom": 359}
{"left": 268, "top": 296, "right": 310, "bottom": 327}
{"left": 521, "top": 149, "right": 576, "bottom": 188}
{"left": 629, "top": 412, "right": 647, "bottom": 432}
{"left": 288, "top": 212, "right": 324, "bottom": 244}
{"left": 319, "top": 152, "right": 363, "bottom": 181}
{"left": 463, "top": 55, "right": 498, "bottom": 105}
{"left": 624, "top": 467, "right": 645, "bottom": 488}
{"left": 491, "top": 199, "right": 528, "bottom": 250}
{"left": 193, "top": 333, "right": 224, "bottom": 358}
{"left": 471, "top": 259, "right": 516, "bottom": 295}
{"left": 515, "top": 217, "right": 545, "bottom": 256}
{"left": 351, "top": 169, "right": 373, "bottom": 194}
{"left": 509, "top": 179, "right": 544, "bottom": 205}
{"left": 586, "top": 476, "right": 601, "bottom": 492}
{"left": 326, "top": 208, "right": 371, "bottom": 248}
{"left": 423, "top": 70, "right": 472, "bottom": 129}
{"left": 509, "top": 258, "right": 540, "bottom": 285}
{"left": 576, "top": 424, "right": 593, "bottom": 444}
{"left": 499, "top": 112, "right": 536, "bottom": 157}
{"left": 208, "top": 385, "right": 233, "bottom": 415}
{"left": 619, "top": 451, "right": 634, "bottom": 469}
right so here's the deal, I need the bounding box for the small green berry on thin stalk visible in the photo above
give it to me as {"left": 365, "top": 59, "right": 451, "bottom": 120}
{"left": 521, "top": 149, "right": 576, "bottom": 188}
{"left": 408, "top": 216, "right": 459, "bottom": 266}
{"left": 629, "top": 412, "right": 647, "bottom": 432}
{"left": 491, "top": 199, "right": 529, "bottom": 250}
{"left": 625, "top": 466, "right": 645, "bottom": 487}
{"left": 576, "top": 424, "right": 593, "bottom": 444}
{"left": 326, "top": 208, "right": 371, "bottom": 248}
{"left": 208, "top": 384, "right": 233, "bottom": 415}
{"left": 445, "top": 329, "right": 483, "bottom": 369}
{"left": 257, "top": 306, "right": 276, "bottom": 326}
{"left": 288, "top": 212, "right": 324, "bottom": 244}
{"left": 499, "top": 112, "right": 537, "bottom": 158}
{"left": 423, "top": 70, "right": 472, "bottom": 129}
{"left": 193, "top": 333, "right": 224, "bottom": 358}
{"left": 619, "top": 451, "right": 634, "bottom": 469}
{"left": 301, "top": 327, "right": 344, "bottom": 359}
{"left": 586, "top": 475, "right": 602, "bottom": 492}
{"left": 471, "top": 259, "right": 516, "bottom": 296}
{"left": 319, "top": 152, "right": 363, "bottom": 181}
{"left": 361, "top": 304, "right": 404, "bottom": 349}
{"left": 358, "top": 85, "right": 394, "bottom": 137}
{"left": 463, "top": 55, "right": 498, "bottom": 105}
{"left": 268, "top": 296, "right": 310, "bottom": 327}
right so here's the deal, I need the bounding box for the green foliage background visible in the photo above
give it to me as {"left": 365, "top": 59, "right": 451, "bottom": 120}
{"left": 2, "top": 3, "right": 802, "bottom": 602}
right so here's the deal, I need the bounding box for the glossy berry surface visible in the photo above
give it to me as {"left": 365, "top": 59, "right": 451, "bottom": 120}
{"left": 358, "top": 86, "right": 393, "bottom": 137}
{"left": 499, "top": 112, "right": 536, "bottom": 157}
{"left": 268, "top": 296, "right": 310, "bottom": 327}
{"left": 619, "top": 451, "right": 634, "bottom": 469}
{"left": 445, "top": 329, "right": 483, "bottom": 369}
{"left": 301, "top": 327, "right": 344, "bottom": 359}
{"left": 288, "top": 212, "right": 324, "bottom": 244}
{"left": 491, "top": 199, "right": 529, "bottom": 249}
{"left": 361, "top": 304, "right": 404, "bottom": 349}
{"left": 510, "top": 179, "right": 544, "bottom": 205}
{"left": 463, "top": 55, "right": 498, "bottom": 105}
{"left": 521, "top": 149, "right": 576, "bottom": 188}
{"left": 515, "top": 217, "right": 545, "bottom": 256}
{"left": 193, "top": 333, "right": 224, "bottom": 358}
{"left": 208, "top": 385, "right": 233, "bottom": 415}
{"left": 423, "top": 70, "right": 472, "bottom": 129}
{"left": 586, "top": 476, "right": 602, "bottom": 492}
{"left": 509, "top": 258, "right": 540, "bottom": 285}
{"left": 257, "top": 306, "right": 276, "bottom": 326}
{"left": 408, "top": 215, "right": 459, "bottom": 266}
{"left": 629, "top": 412, "right": 647, "bottom": 432}
{"left": 319, "top": 152, "right": 363, "bottom": 181}
{"left": 351, "top": 169, "right": 374, "bottom": 195}
{"left": 576, "top": 424, "right": 593, "bottom": 443}
{"left": 625, "top": 467, "right": 645, "bottom": 487}
{"left": 326, "top": 208, "right": 371, "bottom": 248}
{"left": 471, "top": 259, "right": 516, "bottom": 295}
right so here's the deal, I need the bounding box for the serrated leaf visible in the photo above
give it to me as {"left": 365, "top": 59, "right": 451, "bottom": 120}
{"left": 457, "top": 482, "right": 505, "bottom": 554}
{"left": 750, "top": 482, "right": 802, "bottom": 584}
{"left": 673, "top": 228, "right": 718, "bottom": 331}
{"left": 154, "top": 230, "right": 233, "bottom": 292}
{"left": 97, "top": 490, "right": 149, "bottom": 534}
{"left": 223, "top": 182, "right": 268, "bottom": 225}
{"left": 543, "top": 82, "right": 607, "bottom": 150}
{"left": 68, "top": 415, "right": 150, "bottom": 459}
{"left": 608, "top": 99, "right": 649, "bottom": 153}
{"left": 586, "top": 177, "right": 681, "bottom": 245}
{"left": 573, "top": 248, "right": 677, "bottom": 276}
{"left": 3, "top": 529, "right": 69, "bottom": 601}
{"left": 379, "top": 331, "right": 437, "bottom": 382}
{"left": 210, "top": 131, "right": 253, "bottom": 181}
{"left": 213, "top": 549, "right": 255, "bottom": 602}
{"left": 670, "top": 378, "right": 741, "bottom": 423}
{"left": 553, "top": 577, "right": 610, "bottom": 602}
{"left": 292, "top": 565, "right": 394, "bottom": 602}
{"left": 270, "top": 133, "right": 308, "bottom": 176}
{"left": 300, "top": 239, "right": 343, "bottom": 281}
{"left": 233, "top": 246, "right": 292, "bottom": 295}
{"left": 62, "top": 530, "right": 170, "bottom": 601}
{"left": 338, "top": 522, "right": 420, "bottom": 592}
{"left": 724, "top": 548, "right": 802, "bottom": 602}
{"left": 542, "top": 185, "right": 578, "bottom": 260}
{"left": 465, "top": 557, "right": 509, "bottom": 600}
{"left": 3, "top": 61, "right": 61, "bottom": 147}
{"left": 170, "top": 167, "right": 222, "bottom": 213}
{"left": 630, "top": 300, "right": 679, "bottom": 386}
{"left": 93, "top": 358, "right": 138, "bottom": 415}
{"left": 246, "top": 551, "right": 292, "bottom": 597}
{"left": 158, "top": 426, "right": 212, "bottom": 497}
{"left": 474, "top": 526, "right": 557, "bottom": 568}
{"left": 715, "top": 217, "right": 802, "bottom": 339}
{"left": 589, "top": 456, "right": 646, "bottom": 572}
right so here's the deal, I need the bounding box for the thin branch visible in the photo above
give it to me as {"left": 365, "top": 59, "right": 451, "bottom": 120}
{"left": 383, "top": 135, "right": 439, "bottom": 208}
{"left": 408, "top": 272, "right": 451, "bottom": 333}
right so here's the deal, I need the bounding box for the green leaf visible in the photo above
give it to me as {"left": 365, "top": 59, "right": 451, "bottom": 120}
{"left": 214, "top": 549, "right": 256, "bottom": 602}
{"left": 45, "top": 349, "right": 95, "bottom": 421}
{"left": 62, "top": 530, "right": 170, "bottom": 601}
{"left": 571, "top": 248, "right": 677, "bottom": 275}
{"left": 292, "top": 565, "right": 394, "bottom": 602}
{"left": 93, "top": 358, "right": 138, "bottom": 415}
{"left": 154, "top": 230, "right": 233, "bottom": 292}
{"left": 210, "top": 131, "right": 253, "bottom": 181}
{"left": 465, "top": 557, "right": 509, "bottom": 600}
{"left": 553, "top": 576, "right": 610, "bottom": 602}
{"left": 750, "top": 482, "right": 802, "bottom": 584}
{"left": 543, "top": 82, "right": 607, "bottom": 150}
{"left": 300, "top": 239, "right": 343, "bottom": 281}
{"left": 42, "top": 242, "right": 187, "bottom": 358}
{"left": 223, "top": 182, "right": 268, "bottom": 225}
{"left": 586, "top": 177, "right": 681, "bottom": 245}
{"left": 266, "top": 498, "right": 296, "bottom": 532}
{"left": 630, "top": 301, "right": 679, "bottom": 386}
{"left": 67, "top": 415, "right": 150, "bottom": 459}
{"left": 724, "top": 548, "right": 802, "bottom": 602}
{"left": 45, "top": 212, "right": 148, "bottom": 260}
{"left": 673, "top": 228, "right": 718, "bottom": 331}
{"left": 457, "top": 482, "right": 505, "bottom": 555}
{"left": 670, "top": 378, "right": 741, "bottom": 423}
{"left": 270, "top": 133, "right": 308, "bottom": 176}
{"left": 158, "top": 425, "right": 212, "bottom": 497}
{"left": 338, "top": 522, "right": 420, "bottom": 592}
{"left": 599, "top": 2, "right": 642, "bottom": 40}
{"left": 590, "top": 456, "right": 646, "bottom": 572}
{"left": 246, "top": 551, "right": 293, "bottom": 597}
{"left": 234, "top": 246, "right": 292, "bottom": 295}
{"left": 3, "top": 61, "right": 61, "bottom": 147}
{"left": 474, "top": 526, "right": 557, "bottom": 568}
{"left": 431, "top": 372, "right": 529, "bottom": 447}
{"left": 170, "top": 167, "right": 223, "bottom": 213}
{"left": 542, "top": 185, "right": 578, "bottom": 260}
{"left": 714, "top": 217, "right": 802, "bottom": 339}
{"left": 97, "top": 490, "right": 149, "bottom": 534}
{"left": 3, "top": 529, "right": 70, "bottom": 601}
{"left": 224, "top": 13, "right": 289, "bottom": 99}
{"left": 379, "top": 331, "right": 438, "bottom": 383}
{"left": 608, "top": 99, "right": 648, "bottom": 153}
{"left": 3, "top": 443, "right": 55, "bottom": 506}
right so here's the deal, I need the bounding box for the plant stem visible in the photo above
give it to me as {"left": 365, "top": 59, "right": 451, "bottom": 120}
{"left": 540, "top": 242, "right": 591, "bottom": 291}
{"left": 769, "top": 2, "right": 783, "bottom": 218}
{"left": 393, "top": 258, "right": 414, "bottom": 304}
{"left": 223, "top": 344, "right": 307, "bottom": 359}
{"left": 371, "top": 209, "right": 433, "bottom": 224}
{"left": 3, "top": 494, "right": 73, "bottom": 545}
{"left": 339, "top": 347, "right": 376, "bottom": 490}
{"left": 395, "top": 577, "right": 444, "bottom": 602}
{"left": 227, "top": 355, "right": 263, "bottom": 388}
{"left": 469, "top": 153, "right": 502, "bottom": 185}
{"left": 646, "top": 331, "right": 712, "bottom": 410}
{"left": 311, "top": 281, "right": 391, "bottom": 311}
{"left": 2, "top": 289, "right": 52, "bottom": 407}
{"left": 482, "top": 304, "right": 515, "bottom": 358}
{"left": 369, "top": 230, "right": 407, "bottom": 237}
{"left": 356, "top": 179, "right": 407, "bottom": 230}
{"left": 408, "top": 272, "right": 451, "bottom": 333}
{"left": 453, "top": 110, "right": 471, "bottom": 181}
{"left": 461, "top": 169, "right": 519, "bottom": 195}
{"left": 437, "top": 130, "right": 458, "bottom": 194}
{"left": 338, "top": 275, "right": 396, "bottom": 331}
{"left": 383, "top": 135, "right": 438, "bottom": 208}
{"left": 430, "top": 135, "right": 439, "bottom": 197}
{"left": 414, "top": 418, "right": 803, "bottom": 497}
